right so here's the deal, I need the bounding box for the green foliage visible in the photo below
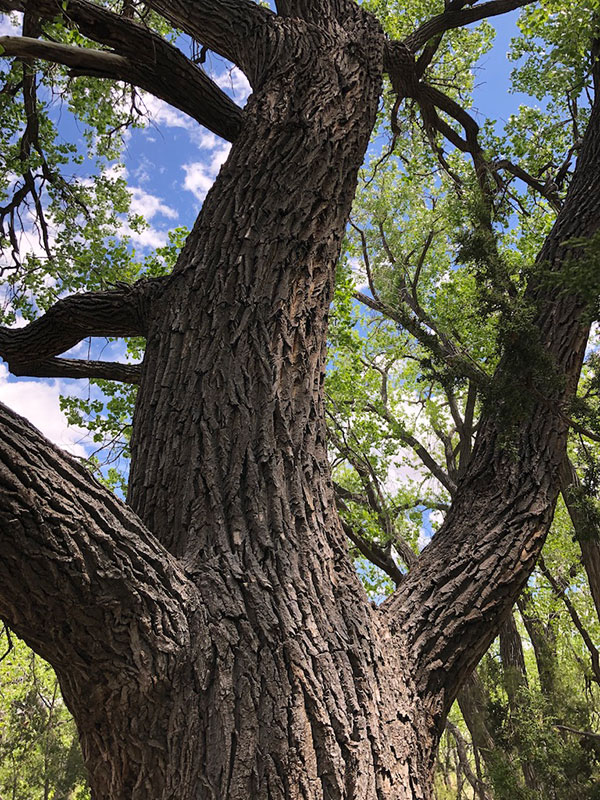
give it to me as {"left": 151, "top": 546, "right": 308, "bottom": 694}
{"left": 0, "top": 629, "right": 89, "bottom": 799}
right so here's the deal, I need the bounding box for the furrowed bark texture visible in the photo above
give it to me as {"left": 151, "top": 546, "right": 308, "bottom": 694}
{"left": 0, "top": 403, "right": 207, "bottom": 799}
{"left": 20, "top": 0, "right": 244, "bottom": 141}
{"left": 560, "top": 456, "right": 600, "bottom": 620}
{"left": 124, "top": 11, "right": 435, "bottom": 800}
{"left": 1, "top": 3, "right": 599, "bottom": 799}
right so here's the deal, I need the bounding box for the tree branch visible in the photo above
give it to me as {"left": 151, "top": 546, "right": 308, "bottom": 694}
{"left": 381, "top": 82, "right": 600, "bottom": 717}
{"left": 366, "top": 401, "right": 457, "bottom": 496}
{"left": 340, "top": 516, "right": 406, "bottom": 586}
{"left": 538, "top": 557, "right": 600, "bottom": 684}
{"left": 0, "top": 35, "right": 129, "bottom": 73}
{"left": 142, "top": 0, "right": 274, "bottom": 85}
{"left": 11, "top": 0, "right": 245, "bottom": 141}
{"left": 354, "top": 290, "right": 489, "bottom": 387}
{"left": 0, "top": 401, "right": 199, "bottom": 678}
{"left": 446, "top": 720, "right": 493, "bottom": 800}
{"left": 559, "top": 456, "right": 600, "bottom": 620}
{"left": 404, "top": 0, "right": 538, "bottom": 53}
{"left": 9, "top": 356, "right": 142, "bottom": 384}
{"left": 0, "top": 279, "right": 160, "bottom": 378}
{"left": 555, "top": 724, "right": 600, "bottom": 743}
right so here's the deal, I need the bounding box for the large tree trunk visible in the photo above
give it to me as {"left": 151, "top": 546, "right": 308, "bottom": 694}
{"left": 67, "top": 11, "right": 442, "bottom": 800}
{"left": 1, "top": 3, "right": 600, "bottom": 799}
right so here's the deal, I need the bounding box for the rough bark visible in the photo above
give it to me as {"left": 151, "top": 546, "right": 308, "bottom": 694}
{"left": 0, "top": 2, "right": 599, "bottom": 799}
{"left": 517, "top": 590, "right": 558, "bottom": 700}
{"left": 499, "top": 612, "right": 528, "bottom": 709}
{"left": 499, "top": 613, "right": 541, "bottom": 793}
{"left": 0, "top": 403, "right": 206, "bottom": 799}
{"left": 0, "top": 280, "right": 159, "bottom": 382}
{"left": 457, "top": 671, "right": 495, "bottom": 770}
{"left": 121, "top": 10, "right": 438, "bottom": 800}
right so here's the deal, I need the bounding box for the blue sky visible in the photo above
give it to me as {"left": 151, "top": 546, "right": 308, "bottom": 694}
{"left": 0, "top": 7, "right": 530, "bottom": 462}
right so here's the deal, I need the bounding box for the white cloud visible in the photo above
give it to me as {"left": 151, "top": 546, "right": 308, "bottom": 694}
{"left": 128, "top": 186, "right": 177, "bottom": 221}
{"left": 119, "top": 220, "right": 169, "bottom": 250}
{"left": 182, "top": 142, "right": 231, "bottom": 202}
{"left": 0, "top": 365, "right": 88, "bottom": 458}
{"left": 209, "top": 143, "right": 231, "bottom": 172}
{"left": 430, "top": 509, "right": 444, "bottom": 527}
{"left": 140, "top": 94, "right": 195, "bottom": 131}
{"left": 215, "top": 67, "right": 251, "bottom": 104}
{"left": 417, "top": 529, "right": 431, "bottom": 552}
{"left": 349, "top": 256, "right": 369, "bottom": 292}
{"left": 196, "top": 131, "right": 221, "bottom": 150}
{"left": 182, "top": 161, "right": 216, "bottom": 202}
{"left": 0, "top": 12, "right": 22, "bottom": 36}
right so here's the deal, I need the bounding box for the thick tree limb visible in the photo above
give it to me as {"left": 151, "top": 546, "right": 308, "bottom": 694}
{"left": 517, "top": 590, "right": 558, "bottom": 698}
{"left": 404, "top": 0, "right": 538, "bottom": 53}
{"left": 142, "top": 0, "right": 274, "bottom": 85}
{"left": 9, "top": 0, "right": 244, "bottom": 141}
{"left": 0, "top": 401, "right": 199, "bottom": 678}
{"left": 383, "top": 79, "right": 600, "bottom": 717}
{"left": 0, "top": 35, "right": 129, "bottom": 73}
{"left": 0, "top": 280, "right": 158, "bottom": 379}
{"left": 9, "top": 356, "right": 142, "bottom": 383}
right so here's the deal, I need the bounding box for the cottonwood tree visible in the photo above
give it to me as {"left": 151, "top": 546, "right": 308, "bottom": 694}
{"left": 0, "top": 0, "right": 599, "bottom": 797}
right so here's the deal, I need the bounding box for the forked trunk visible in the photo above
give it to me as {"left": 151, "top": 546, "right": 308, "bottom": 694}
{"left": 57, "top": 14, "right": 440, "bottom": 800}
{"left": 1, "top": 6, "right": 599, "bottom": 800}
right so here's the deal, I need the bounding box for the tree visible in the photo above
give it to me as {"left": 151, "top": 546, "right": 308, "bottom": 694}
{"left": 0, "top": 0, "right": 599, "bottom": 797}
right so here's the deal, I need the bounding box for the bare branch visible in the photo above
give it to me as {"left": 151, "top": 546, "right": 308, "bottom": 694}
{"left": 340, "top": 515, "right": 406, "bottom": 586}
{"left": 9, "top": 0, "right": 245, "bottom": 141}
{"left": 366, "top": 401, "right": 457, "bottom": 496}
{"left": 9, "top": 356, "right": 142, "bottom": 384}
{"left": 404, "top": 0, "right": 538, "bottom": 53}
{"left": 0, "top": 35, "right": 129, "bottom": 73}
{"left": 555, "top": 724, "right": 600, "bottom": 743}
{"left": 539, "top": 557, "right": 600, "bottom": 684}
{"left": 354, "top": 289, "right": 489, "bottom": 387}
{"left": 492, "top": 158, "right": 563, "bottom": 211}
{"left": 446, "top": 720, "right": 493, "bottom": 800}
{"left": 0, "top": 279, "right": 161, "bottom": 378}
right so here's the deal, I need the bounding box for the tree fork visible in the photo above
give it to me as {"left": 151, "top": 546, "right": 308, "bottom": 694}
{"left": 0, "top": 2, "right": 599, "bottom": 799}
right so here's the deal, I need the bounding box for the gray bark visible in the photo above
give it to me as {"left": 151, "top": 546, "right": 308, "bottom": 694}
{"left": 0, "top": 2, "right": 599, "bottom": 798}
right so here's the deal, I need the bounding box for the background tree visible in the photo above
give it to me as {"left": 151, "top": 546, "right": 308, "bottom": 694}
{"left": 0, "top": 0, "right": 599, "bottom": 798}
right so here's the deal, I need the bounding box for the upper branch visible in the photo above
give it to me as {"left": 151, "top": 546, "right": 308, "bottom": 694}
{"left": 403, "top": 0, "right": 537, "bottom": 52}
{"left": 9, "top": 356, "right": 142, "bottom": 383}
{"left": 0, "top": 401, "right": 199, "bottom": 680}
{"left": 0, "top": 279, "right": 160, "bottom": 380}
{"left": 354, "top": 290, "right": 489, "bottom": 387}
{"left": 11, "top": 0, "right": 244, "bottom": 141}
{"left": 143, "top": 0, "right": 275, "bottom": 86}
